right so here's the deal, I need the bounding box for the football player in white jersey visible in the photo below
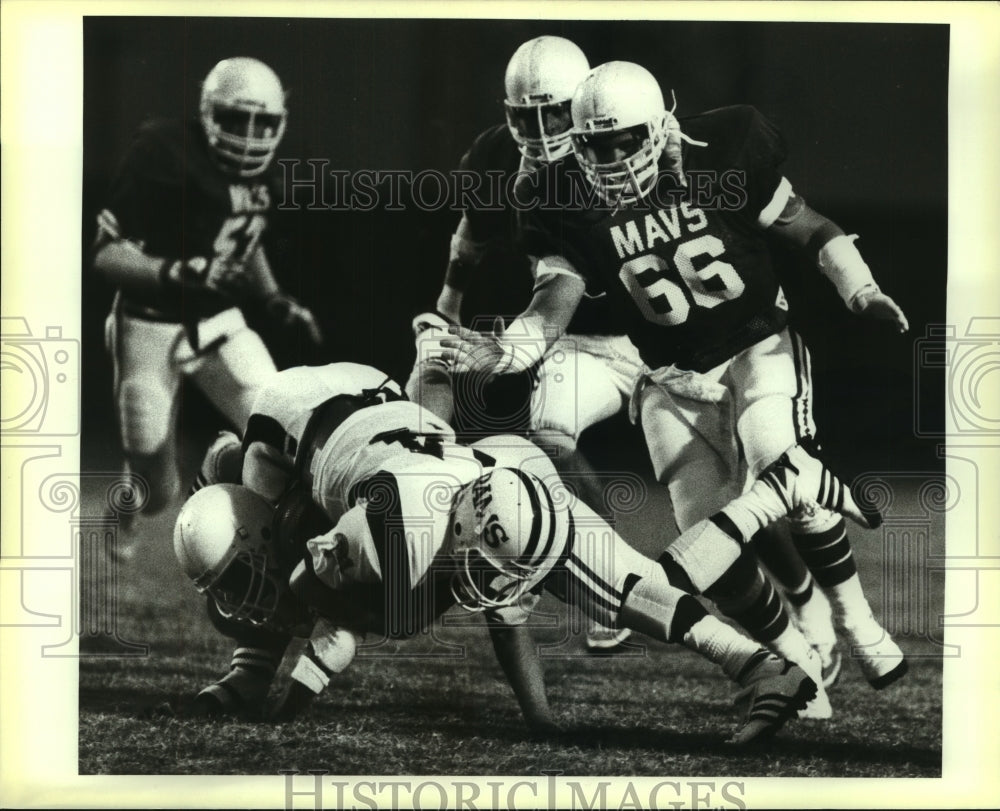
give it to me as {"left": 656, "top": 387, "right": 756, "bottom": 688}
{"left": 407, "top": 36, "right": 644, "bottom": 652}
{"left": 174, "top": 363, "right": 881, "bottom": 742}
{"left": 92, "top": 57, "right": 320, "bottom": 545}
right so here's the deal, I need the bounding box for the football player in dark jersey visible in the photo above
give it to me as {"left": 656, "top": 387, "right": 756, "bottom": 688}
{"left": 406, "top": 36, "right": 644, "bottom": 652}
{"left": 92, "top": 57, "right": 320, "bottom": 546}
{"left": 442, "top": 61, "right": 908, "bottom": 696}
{"left": 174, "top": 363, "right": 883, "bottom": 741}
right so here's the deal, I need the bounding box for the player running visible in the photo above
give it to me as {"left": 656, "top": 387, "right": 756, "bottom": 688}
{"left": 92, "top": 57, "right": 320, "bottom": 544}
{"left": 441, "top": 61, "right": 908, "bottom": 692}
{"left": 406, "top": 36, "right": 643, "bottom": 652}
{"left": 173, "top": 363, "right": 880, "bottom": 743}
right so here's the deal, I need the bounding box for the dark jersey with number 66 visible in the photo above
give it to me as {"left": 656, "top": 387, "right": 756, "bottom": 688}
{"left": 517, "top": 105, "right": 792, "bottom": 372}
{"left": 98, "top": 117, "right": 279, "bottom": 321}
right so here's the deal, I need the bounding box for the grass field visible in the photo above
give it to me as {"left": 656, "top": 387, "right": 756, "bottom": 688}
{"left": 77, "top": 453, "right": 943, "bottom": 778}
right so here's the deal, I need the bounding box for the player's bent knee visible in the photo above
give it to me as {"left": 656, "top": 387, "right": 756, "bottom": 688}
{"left": 664, "top": 518, "right": 743, "bottom": 593}
{"left": 788, "top": 507, "right": 844, "bottom": 535}
{"left": 119, "top": 380, "right": 172, "bottom": 455}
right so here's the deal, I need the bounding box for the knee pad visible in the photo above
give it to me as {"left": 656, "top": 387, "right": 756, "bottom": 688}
{"left": 737, "top": 394, "right": 796, "bottom": 476}
{"left": 119, "top": 379, "right": 173, "bottom": 455}
{"left": 664, "top": 517, "right": 743, "bottom": 594}
{"left": 618, "top": 573, "right": 705, "bottom": 645}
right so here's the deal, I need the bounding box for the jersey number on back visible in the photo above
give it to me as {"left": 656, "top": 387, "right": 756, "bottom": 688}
{"left": 618, "top": 234, "right": 745, "bottom": 326}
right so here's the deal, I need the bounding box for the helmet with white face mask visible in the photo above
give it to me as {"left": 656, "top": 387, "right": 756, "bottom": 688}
{"left": 504, "top": 36, "right": 591, "bottom": 163}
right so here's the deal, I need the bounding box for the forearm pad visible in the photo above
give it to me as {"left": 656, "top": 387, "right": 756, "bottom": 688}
{"left": 817, "top": 234, "right": 878, "bottom": 311}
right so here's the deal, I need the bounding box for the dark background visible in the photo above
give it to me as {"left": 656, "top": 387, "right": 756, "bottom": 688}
{"left": 82, "top": 17, "right": 948, "bottom": 479}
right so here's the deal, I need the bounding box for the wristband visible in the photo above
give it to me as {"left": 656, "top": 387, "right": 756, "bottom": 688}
{"left": 817, "top": 234, "right": 879, "bottom": 312}
{"left": 290, "top": 651, "right": 331, "bottom": 694}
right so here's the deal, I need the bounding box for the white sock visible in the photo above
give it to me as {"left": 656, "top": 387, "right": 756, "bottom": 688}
{"left": 682, "top": 615, "right": 766, "bottom": 683}
{"left": 720, "top": 479, "right": 788, "bottom": 540}
{"left": 824, "top": 573, "right": 877, "bottom": 628}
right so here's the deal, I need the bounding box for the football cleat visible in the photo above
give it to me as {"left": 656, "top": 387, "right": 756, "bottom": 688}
{"left": 191, "top": 668, "right": 271, "bottom": 718}
{"left": 727, "top": 659, "right": 817, "bottom": 745}
{"left": 758, "top": 445, "right": 883, "bottom": 529}
{"left": 733, "top": 650, "right": 830, "bottom": 721}
{"left": 584, "top": 623, "right": 634, "bottom": 654}
{"left": 839, "top": 612, "right": 908, "bottom": 689}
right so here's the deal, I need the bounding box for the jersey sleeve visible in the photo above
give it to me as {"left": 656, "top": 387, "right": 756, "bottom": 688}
{"left": 515, "top": 198, "right": 598, "bottom": 293}
{"left": 102, "top": 121, "right": 185, "bottom": 249}
{"left": 456, "top": 124, "right": 518, "bottom": 246}
{"left": 732, "top": 107, "right": 791, "bottom": 227}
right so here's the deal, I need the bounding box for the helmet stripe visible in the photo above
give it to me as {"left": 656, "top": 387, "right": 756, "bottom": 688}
{"left": 531, "top": 472, "right": 561, "bottom": 565}
{"left": 509, "top": 468, "right": 543, "bottom": 565}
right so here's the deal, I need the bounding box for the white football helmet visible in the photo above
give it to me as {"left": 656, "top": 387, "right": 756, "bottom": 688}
{"left": 200, "top": 57, "right": 287, "bottom": 177}
{"left": 446, "top": 467, "right": 571, "bottom": 612}
{"left": 504, "top": 36, "right": 590, "bottom": 163}
{"left": 570, "top": 61, "right": 694, "bottom": 206}
{"left": 174, "top": 483, "right": 286, "bottom": 627}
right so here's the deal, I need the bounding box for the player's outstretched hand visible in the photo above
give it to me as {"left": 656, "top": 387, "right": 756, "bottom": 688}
{"left": 439, "top": 318, "right": 505, "bottom": 375}
{"left": 758, "top": 445, "right": 883, "bottom": 529}
{"left": 853, "top": 289, "right": 909, "bottom": 333}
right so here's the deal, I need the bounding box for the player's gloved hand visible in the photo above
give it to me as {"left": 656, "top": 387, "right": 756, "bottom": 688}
{"left": 756, "top": 445, "right": 883, "bottom": 529}
{"left": 851, "top": 286, "right": 909, "bottom": 333}
{"left": 264, "top": 292, "right": 324, "bottom": 345}
{"left": 159, "top": 256, "right": 213, "bottom": 291}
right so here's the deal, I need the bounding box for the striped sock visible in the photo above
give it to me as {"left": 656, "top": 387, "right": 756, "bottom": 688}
{"left": 791, "top": 518, "right": 857, "bottom": 588}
